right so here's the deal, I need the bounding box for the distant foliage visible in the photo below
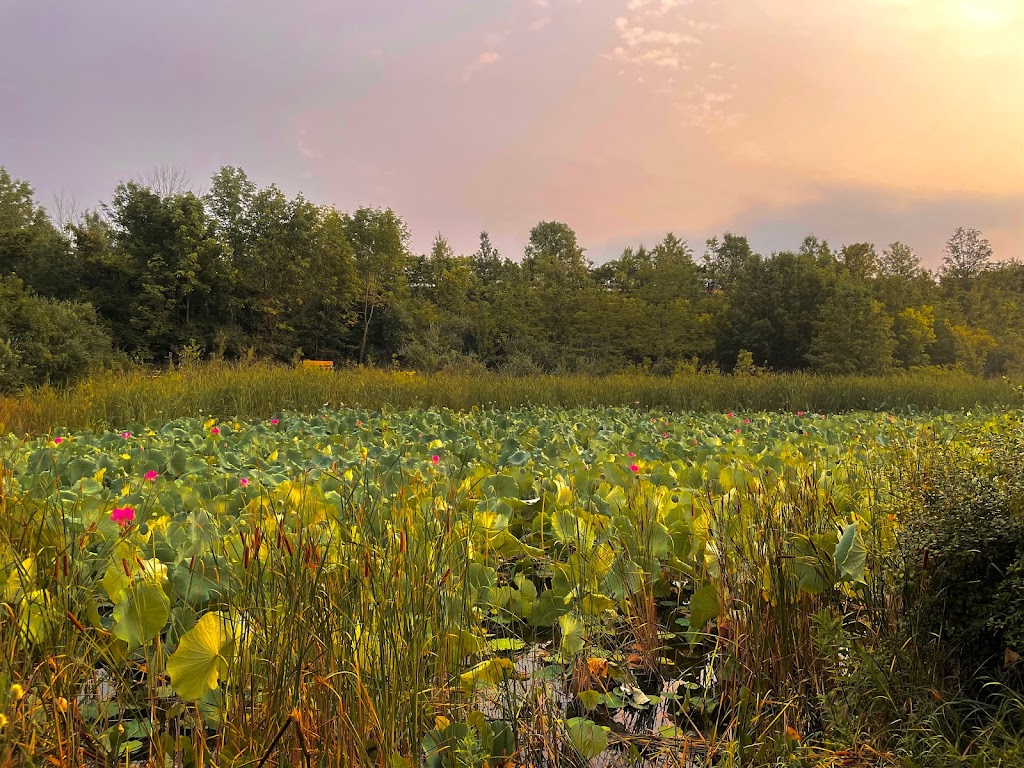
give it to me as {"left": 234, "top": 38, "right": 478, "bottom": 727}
{"left": 0, "top": 276, "right": 113, "bottom": 391}
{"left": 3, "top": 164, "right": 1024, "bottom": 380}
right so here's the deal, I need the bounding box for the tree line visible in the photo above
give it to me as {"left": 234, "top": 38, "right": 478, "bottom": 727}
{"left": 1, "top": 164, "right": 1021, "bottom": 390}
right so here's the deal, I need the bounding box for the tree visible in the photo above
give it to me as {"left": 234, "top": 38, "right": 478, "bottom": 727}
{"left": 809, "top": 281, "right": 896, "bottom": 374}
{"left": 703, "top": 233, "right": 754, "bottom": 291}
{"left": 839, "top": 242, "right": 878, "bottom": 281}
{"left": 592, "top": 245, "right": 652, "bottom": 294}
{"left": 522, "top": 221, "right": 590, "bottom": 288}
{"left": 879, "top": 241, "right": 923, "bottom": 280}
{"left": 471, "top": 231, "right": 503, "bottom": 284}
{"left": 138, "top": 164, "right": 191, "bottom": 197}
{"left": 291, "top": 205, "right": 357, "bottom": 360}
{"left": 521, "top": 221, "right": 592, "bottom": 370}
{"left": 0, "top": 167, "right": 73, "bottom": 299}
{"left": 67, "top": 211, "right": 137, "bottom": 346}
{"left": 107, "top": 181, "right": 229, "bottom": 360}
{"left": 724, "top": 249, "right": 832, "bottom": 370}
{"left": 942, "top": 227, "right": 992, "bottom": 281}
{"left": 342, "top": 207, "right": 412, "bottom": 365}
{"left": 647, "top": 233, "right": 701, "bottom": 305}
{"left": 799, "top": 235, "right": 834, "bottom": 267}
{"left": 894, "top": 305, "right": 937, "bottom": 368}
{"left": 949, "top": 323, "right": 996, "bottom": 375}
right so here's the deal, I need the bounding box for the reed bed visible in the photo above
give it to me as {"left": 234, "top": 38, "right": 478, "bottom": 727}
{"left": 0, "top": 364, "right": 1019, "bottom": 436}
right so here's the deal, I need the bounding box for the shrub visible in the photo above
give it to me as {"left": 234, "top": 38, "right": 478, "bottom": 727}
{"left": 897, "top": 427, "right": 1024, "bottom": 685}
{"left": 0, "top": 275, "right": 113, "bottom": 392}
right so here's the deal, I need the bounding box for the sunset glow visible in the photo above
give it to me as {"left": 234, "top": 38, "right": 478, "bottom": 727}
{"left": 1, "top": 0, "right": 1021, "bottom": 263}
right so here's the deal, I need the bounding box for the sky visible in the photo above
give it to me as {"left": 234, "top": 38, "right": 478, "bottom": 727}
{"left": 2, "top": 0, "right": 1023, "bottom": 266}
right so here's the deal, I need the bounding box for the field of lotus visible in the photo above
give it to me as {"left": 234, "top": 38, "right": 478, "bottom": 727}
{"left": 0, "top": 407, "right": 1013, "bottom": 766}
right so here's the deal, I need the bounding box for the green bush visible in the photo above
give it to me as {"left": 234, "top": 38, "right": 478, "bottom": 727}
{"left": 0, "top": 275, "right": 113, "bottom": 392}
{"left": 898, "top": 428, "right": 1024, "bottom": 684}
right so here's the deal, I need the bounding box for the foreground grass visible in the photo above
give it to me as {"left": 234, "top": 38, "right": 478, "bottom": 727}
{"left": 2, "top": 407, "right": 1023, "bottom": 766}
{"left": 1, "top": 364, "right": 1020, "bottom": 435}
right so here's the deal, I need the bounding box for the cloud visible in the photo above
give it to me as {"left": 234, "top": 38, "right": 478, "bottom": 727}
{"left": 626, "top": 0, "right": 694, "bottom": 16}
{"left": 463, "top": 51, "right": 503, "bottom": 81}
{"left": 609, "top": 0, "right": 728, "bottom": 116}
{"left": 611, "top": 5, "right": 709, "bottom": 65}
{"left": 296, "top": 129, "right": 320, "bottom": 160}
{"left": 530, "top": 16, "right": 552, "bottom": 31}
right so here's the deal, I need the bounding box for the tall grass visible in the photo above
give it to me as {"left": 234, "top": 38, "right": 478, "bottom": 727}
{"left": 1, "top": 363, "right": 1020, "bottom": 435}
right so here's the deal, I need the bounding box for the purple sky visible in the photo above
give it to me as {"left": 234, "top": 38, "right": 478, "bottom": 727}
{"left": 3, "top": 0, "right": 1022, "bottom": 266}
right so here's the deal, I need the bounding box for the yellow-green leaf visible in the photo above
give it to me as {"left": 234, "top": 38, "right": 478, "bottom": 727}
{"left": 166, "top": 612, "right": 236, "bottom": 700}
{"left": 459, "top": 657, "right": 515, "bottom": 691}
{"left": 112, "top": 582, "right": 169, "bottom": 650}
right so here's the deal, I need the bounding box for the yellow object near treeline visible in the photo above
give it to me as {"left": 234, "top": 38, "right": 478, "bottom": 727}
{"left": 302, "top": 361, "right": 334, "bottom": 370}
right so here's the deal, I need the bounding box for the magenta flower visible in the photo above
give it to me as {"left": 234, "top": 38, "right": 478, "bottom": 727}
{"left": 210, "top": 427, "right": 220, "bottom": 435}
{"left": 744, "top": 418, "right": 751, "bottom": 425}
{"left": 53, "top": 437, "right": 63, "bottom": 444}
{"left": 797, "top": 411, "right": 805, "bottom": 416}
{"left": 628, "top": 452, "right": 635, "bottom": 458}
{"left": 144, "top": 470, "right": 158, "bottom": 482}
{"left": 110, "top": 507, "right": 135, "bottom": 527}
{"left": 120, "top": 431, "right": 131, "bottom": 440}
{"left": 725, "top": 412, "right": 734, "bottom": 419}
{"left": 270, "top": 418, "right": 280, "bottom": 426}
{"left": 662, "top": 432, "right": 669, "bottom": 438}
{"left": 629, "top": 464, "right": 640, "bottom": 473}
{"left": 239, "top": 477, "right": 250, "bottom": 487}
{"left": 431, "top": 455, "right": 440, "bottom": 465}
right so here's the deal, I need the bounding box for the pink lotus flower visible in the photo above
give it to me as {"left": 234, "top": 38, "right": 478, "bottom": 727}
{"left": 110, "top": 507, "right": 135, "bottom": 527}
{"left": 270, "top": 418, "right": 280, "bottom": 426}
{"left": 144, "top": 470, "right": 158, "bottom": 482}
{"left": 629, "top": 464, "right": 640, "bottom": 473}
{"left": 239, "top": 477, "right": 250, "bottom": 487}
{"left": 431, "top": 455, "right": 440, "bottom": 465}
{"left": 210, "top": 427, "right": 220, "bottom": 435}
{"left": 120, "top": 431, "right": 131, "bottom": 440}
{"left": 53, "top": 437, "right": 63, "bottom": 444}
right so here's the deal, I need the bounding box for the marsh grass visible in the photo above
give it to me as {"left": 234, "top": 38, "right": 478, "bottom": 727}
{"left": 1, "top": 364, "right": 1020, "bottom": 436}
{"left": 3, "top": 406, "right": 1024, "bottom": 767}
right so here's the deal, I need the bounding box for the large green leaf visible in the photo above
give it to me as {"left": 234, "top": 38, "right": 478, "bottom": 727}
{"left": 113, "top": 582, "right": 170, "bottom": 649}
{"left": 166, "top": 612, "right": 236, "bottom": 700}
{"left": 566, "top": 717, "right": 609, "bottom": 759}
{"left": 688, "top": 583, "right": 719, "bottom": 631}
{"left": 834, "top": 522, "right": 867, "bottom": 583}
{"left": 18, "top": 589, "right": 57, "bottom": 645}
{"left": 558, "top": 612, "right": 586, "bottom": 658}
{"left": 481, "top": 474, "right": 519, "bottom": 499}
{"left": 551, "top": 510, "right": 597, "bottom": 550}
{"left": 509, "top": 574, "right": 537, "bottom": 620}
